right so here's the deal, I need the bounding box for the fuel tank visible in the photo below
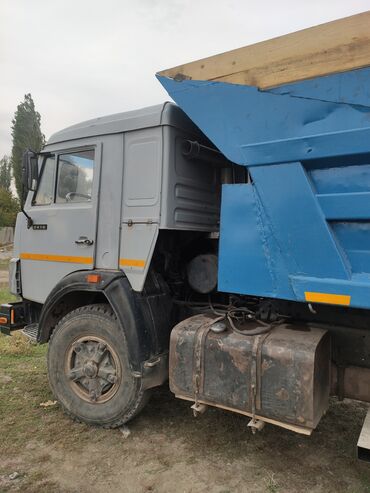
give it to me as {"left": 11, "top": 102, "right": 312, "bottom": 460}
{"left": 169, "top": 314, "right": 330, "bottom": 433}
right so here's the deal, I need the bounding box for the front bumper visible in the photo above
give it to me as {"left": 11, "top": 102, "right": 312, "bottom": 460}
{"left": 0, "top": 301, "right": 28, "bottom": 335}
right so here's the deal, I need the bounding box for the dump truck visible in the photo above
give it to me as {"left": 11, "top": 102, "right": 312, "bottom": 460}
{"left": 2, "top": 12, "right": 370, "bottom": 457}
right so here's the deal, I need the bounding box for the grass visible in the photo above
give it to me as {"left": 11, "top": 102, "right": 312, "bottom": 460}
{"left": 0, "top": 331, "right": 34, "bottom": 355}
{"left": 0, "top": 330, "right": 125, "bottom": 491}
{"left": 265, "top": 474, "right": 279, "bottom": 493}
{"left": 0, "top": 332, "right": 50, "bottom": 490}
{"left": 0, "top": 331, "right": 84, "bottom": 492}
{"left": 0, "top": 287, "right": 17, "bottom": 304}
{"left": 0, "top": 258, "right": 13, "bottom": 304}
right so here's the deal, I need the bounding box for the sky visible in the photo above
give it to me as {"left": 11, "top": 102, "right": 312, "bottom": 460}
{"left": 1, "top": 0, "right": 369, "bottom": 157}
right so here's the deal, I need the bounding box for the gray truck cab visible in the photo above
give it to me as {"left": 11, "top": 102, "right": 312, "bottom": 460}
{"left": 15, "top": 103, "right": 219, "bottom": 303}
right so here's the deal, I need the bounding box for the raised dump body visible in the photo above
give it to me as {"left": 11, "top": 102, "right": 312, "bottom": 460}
{"left": 157, "top": 11, "right": 370, "bottom": 310}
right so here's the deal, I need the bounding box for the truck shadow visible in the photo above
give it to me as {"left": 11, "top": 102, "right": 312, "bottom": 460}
{"left": 136, "top": 384, "right": 368, "bottom": 474}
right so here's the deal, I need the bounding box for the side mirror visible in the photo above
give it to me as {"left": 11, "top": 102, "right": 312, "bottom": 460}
{"left": 22, "top": 150, "right": 39, "bottom": 191}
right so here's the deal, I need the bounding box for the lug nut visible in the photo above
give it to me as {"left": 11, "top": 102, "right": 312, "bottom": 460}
{"left": 107, "top": 374, "right": 117, "bottom": 384}
{"left": 89, "top": 391, "right": 97, "bottom": 402}
{"left": 68, "top": 371, "right": 77, "bottom": 381}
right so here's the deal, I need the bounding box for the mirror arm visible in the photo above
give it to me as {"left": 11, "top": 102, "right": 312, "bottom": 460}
{"left": 20, "top": 180, "right": 34, "bottom": 229}
{"left": 21, "top": 207, "right": 34, "bottom": 229}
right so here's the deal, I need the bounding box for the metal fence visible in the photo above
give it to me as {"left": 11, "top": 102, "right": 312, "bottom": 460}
{"left": 0, "top": 227, "right": 14, "bottom": 246}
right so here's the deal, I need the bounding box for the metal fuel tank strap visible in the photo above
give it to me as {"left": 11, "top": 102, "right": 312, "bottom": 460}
{"left": 192, "top": 316, "right": 224, "bottom": 406}
{"left": 251, "top": 331, "right": 273, "bottom": 415}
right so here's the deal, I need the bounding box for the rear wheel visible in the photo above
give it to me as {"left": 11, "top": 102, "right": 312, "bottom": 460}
{"left": 47, "top": 304, "right": 149, "bottom": 428}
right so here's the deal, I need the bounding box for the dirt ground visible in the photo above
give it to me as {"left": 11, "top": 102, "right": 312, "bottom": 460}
{"left": 1, "top": 331, "right": 370, "bottom": 493}
{"left": 0, "top": 270, "right": 8, "bottom": 286}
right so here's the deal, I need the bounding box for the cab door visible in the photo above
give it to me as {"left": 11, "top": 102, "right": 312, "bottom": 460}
{"left": 20, "top": 143, "right": 101, "bottom": 303}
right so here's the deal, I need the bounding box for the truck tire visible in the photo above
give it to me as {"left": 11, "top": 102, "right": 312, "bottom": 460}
{"left": 47, "top": 304, "right": 149, "bottom": 428}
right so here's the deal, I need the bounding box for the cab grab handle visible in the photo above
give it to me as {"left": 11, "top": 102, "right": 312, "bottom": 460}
{"left": 75, "top": 237, "right": 94, "bottom": 246}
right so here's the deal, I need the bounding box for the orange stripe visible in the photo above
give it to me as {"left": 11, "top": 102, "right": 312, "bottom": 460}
{"left": 119, "top": 258, "right": 146, "bottom": 268}
{"left": 20, "top": 252, "right": 93, "bottom": 265}
{"left": 305, "top": 291, "right": 351, "bottom": 306}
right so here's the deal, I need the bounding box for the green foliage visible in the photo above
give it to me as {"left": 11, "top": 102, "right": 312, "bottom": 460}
{"left": 0, "top": 188, "right": 19, "bottom": 227}
{"left": 0, "top": 156, "right": 11, "bottom": 190}
{"left": 11, "top": 94, "right": 45, "bottom": 198}
{"left": 0, "top": 155, "right": 18, "bottom": 226}
{"left": 0, "top": 287, "right": 17, "bottom": 304}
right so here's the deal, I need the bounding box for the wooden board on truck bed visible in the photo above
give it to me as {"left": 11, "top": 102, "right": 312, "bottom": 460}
{"left": 158, "top": 11, "right": 370, "bottom": 89}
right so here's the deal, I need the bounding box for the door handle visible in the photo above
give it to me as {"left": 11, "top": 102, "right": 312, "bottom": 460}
{"left": 75, "top": 237, "right": 94, "bottom": 246}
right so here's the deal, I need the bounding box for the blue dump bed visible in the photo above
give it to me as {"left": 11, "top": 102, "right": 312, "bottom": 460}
{"left": 157, "top": 12, "right": 370, "bottom": 310}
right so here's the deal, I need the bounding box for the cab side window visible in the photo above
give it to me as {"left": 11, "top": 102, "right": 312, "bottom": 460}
{"left": 56, "top": 150, "right": 94, "bottom": 203}
{"left": 33, "top": 155, "right": 55, "bottom": 205}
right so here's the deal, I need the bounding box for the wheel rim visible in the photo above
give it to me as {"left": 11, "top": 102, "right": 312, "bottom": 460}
{"left": 65, "top": 335, "right": 121, "bottom": 404}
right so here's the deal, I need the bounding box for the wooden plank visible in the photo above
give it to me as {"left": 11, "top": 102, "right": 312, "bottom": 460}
{"left": 176, "top": 395, "right": 313, "bottom": 435}
{"left": 358, "top": 407, "right": 370, "bottom": 460}
{"left": 158, "top": 11, "right": 370, "bottom": 89}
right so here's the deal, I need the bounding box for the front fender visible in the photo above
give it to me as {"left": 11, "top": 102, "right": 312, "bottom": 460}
{"left": 38, "top": 269, "right": 173, "bottom": 374}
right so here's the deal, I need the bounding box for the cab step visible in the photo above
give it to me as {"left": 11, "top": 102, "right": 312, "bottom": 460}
{"left": 21, "top": 323, "right": 39, "bottom": 343}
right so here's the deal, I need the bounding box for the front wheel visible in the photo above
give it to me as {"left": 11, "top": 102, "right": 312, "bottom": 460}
{"left": 47, "top": 304, "right": 149, "bottom": 428}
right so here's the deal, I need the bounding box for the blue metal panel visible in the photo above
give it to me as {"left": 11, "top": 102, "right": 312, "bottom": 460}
{"left": 158, "top": 68, "right": 370, "bottom": 309}
{"left": 291, "top": 276, "right": 370, "bottom": 309}
{"left": 218, "top": 179, "right": 370, "bottom": 308}
{"left": 317, "top": 192, "right": 370, "bottom": 220}
{"left": 250, "top": 162, "right": 350, "bottom": 279}
{"left": 218, "top": 184, "right": 293, "bottom": 299}
{"left": 309, "top": 164, "right": 370, "bottom": 194}
{"left": 157, "top": 69, "right": 370, "bottom": 166}
{"left": 332, "top": 222, "right": 370, "bottom": 275}
{"left": 269, "top": 67, "right": 370, "bottom": 108}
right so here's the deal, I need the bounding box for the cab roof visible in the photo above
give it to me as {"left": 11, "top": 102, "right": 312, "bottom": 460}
{"left": 47, "top": 102, "right": 197, "bottom": 145}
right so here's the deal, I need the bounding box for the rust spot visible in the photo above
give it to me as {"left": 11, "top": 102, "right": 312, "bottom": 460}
{"left": 302, "top": 370, "right": 312, "bottom": 383}
{"left": 261, "top": 359, "right": 272, "bottom": 374}
{"left": 226, "top": 347, "right": 249, "bottom": 373}
{"left": 275, "top": 388, "right": 289, "bottom": 401}
{"left": 230, "top": 391, "right": 241, "bottom": 406}
{"left": 173, "top": 73, "right": 191, "bottom": 82}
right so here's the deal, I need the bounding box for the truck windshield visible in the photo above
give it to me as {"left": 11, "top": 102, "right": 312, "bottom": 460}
{"left": 33, "top": 155, "right": 55, "bottom": 205}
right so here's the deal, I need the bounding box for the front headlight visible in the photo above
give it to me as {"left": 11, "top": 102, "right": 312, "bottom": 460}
{"left": 9, "top": 258, "right": 21, "bottom": 295}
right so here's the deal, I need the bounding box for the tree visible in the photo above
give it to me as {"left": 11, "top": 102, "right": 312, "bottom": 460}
{"left": 0, "top": 188, "right": 19, "bottom": 227}
{"left": 0, "top": 156, "right": 11, "bottom": 190}
{"left": 11, "top": 94, "right": 45, "bottom": 198}
{"left": 0, "top": 155, "right": 18, "bottom": 227}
